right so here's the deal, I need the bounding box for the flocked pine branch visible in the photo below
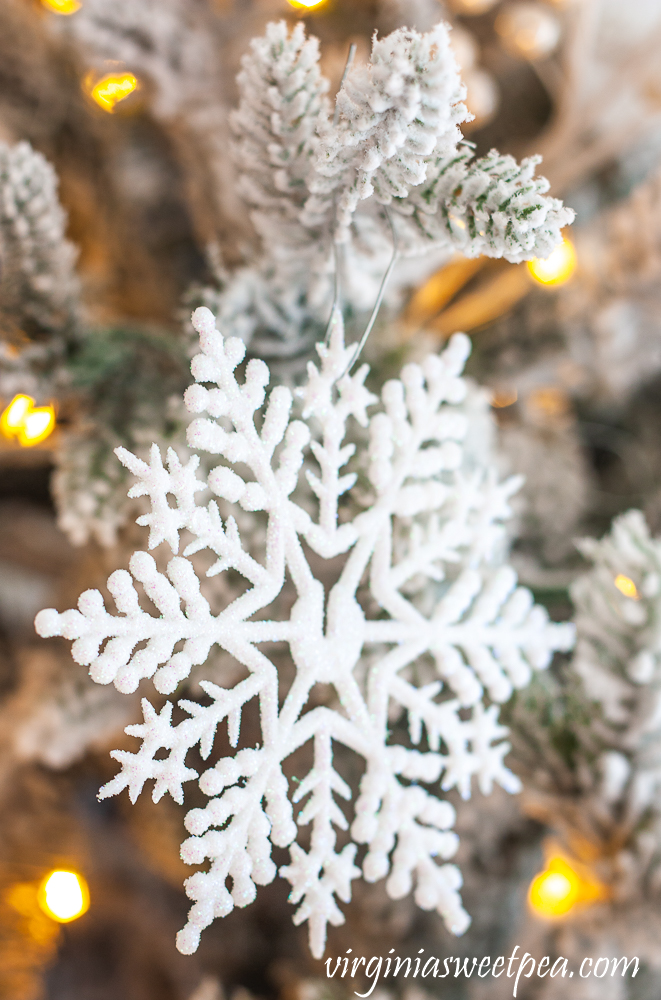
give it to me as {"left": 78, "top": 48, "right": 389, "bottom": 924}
{"left": 209, "top": 21, "right": 332, "bottom": 357}
{"left": 232, "top": 21, "right": 329, "bottom": 280}
{"left": 302, "top": 22, "right": 467, "bottom": 241}
{"left": 36, "top": 305, "right": 573, "bottom": 958}
{"left": 509, "top": 510, "right": 661, "bottom": 902}
{"left": 0, "top": 140, "right": 79, "bottom": 402}
{"left": 307, "top": 21, "right": 574, "bottom": 263}
{"left": 199, "top": 20, "right": 573, "bottom": 356}
{"left": 393, "top": 147, "right": 573, "bottom": 263}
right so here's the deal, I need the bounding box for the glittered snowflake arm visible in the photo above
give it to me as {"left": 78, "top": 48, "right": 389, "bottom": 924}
{"left": 115, "top": 445, "right": 207, "bottom": 553}
{"left": 281, "top": 718, "right": 362, "bottom": 957}
{"left": 36, "top": 305, "right": 574, "bottom": 959}
{"left": 295, "top": 307, "right": 377, "bottom": 557}
{"left": 35, "top": 552, "right": 219, "bottom": 695}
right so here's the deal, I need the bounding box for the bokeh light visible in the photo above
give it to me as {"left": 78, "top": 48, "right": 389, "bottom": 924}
{"left": 87, "top": 72, "right": 139, "bottom": 113}
{"left": 464, "top": 68, "right": 499, "bottom": 127}
{"left": 496, "top": 3, "right": 561, "bottom": 60}
{"left": 40, "top": 0, "right": 82, "bottom": 13}
{"left": 527, "top": 385, "right": 570, "bottom": 420}
{"left": 614, "top": 574, "right": 639, "bottom": 599}
{"left": 529, "top": 853, "right": 606, "bottom": 918}
{"left": 0, "top": 394, "right": 56, "bottom": 447}
{"left": 491, "top": 388, "right": 518, "bottom": 408}
{"left": 529, "top": 858, "right": 580, "bottom": 916}
{"left": 449, "top": 0, "right": 500, "bottom": 14}
{"left": 38, "top": 871, "right": 90, "bottom": 923}
{"left": 287, "top": 0, "right": 328, "bottom": 9}
{"left": 527, "top": 237, "right": 577, "bottom": 285}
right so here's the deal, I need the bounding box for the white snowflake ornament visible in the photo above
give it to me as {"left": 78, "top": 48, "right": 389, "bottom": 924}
{"left": 36, "top": 306, "right": 573, "bottom": 958}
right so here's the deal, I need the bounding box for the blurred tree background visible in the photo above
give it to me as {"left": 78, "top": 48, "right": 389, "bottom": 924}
{"left": 3, "top": 1, "right": 661, "bottom": 998}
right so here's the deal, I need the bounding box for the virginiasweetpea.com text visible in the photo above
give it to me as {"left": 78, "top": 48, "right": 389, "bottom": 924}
{"left": 325, "top": 946, "right": 639, "bottom": 997}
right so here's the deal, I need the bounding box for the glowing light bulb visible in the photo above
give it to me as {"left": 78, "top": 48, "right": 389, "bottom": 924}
{"left": 527, "top": 237, "right": 577, "bottom": 286}
{"left": 529, "top": 858, "right": 580, "bottom": 917}
{"left": 287, "top": 0, "right": 328, "bottom": 9}
{"left": 41, "top": 0, "right": 81, "bottom": 12}
{"left": 615, "top": 574, "right": 639, "bottom": 600}
{"left": 22, "top": 408, "right": 56, "bottom": 444}
{"left": 0, "top": 394, "right": 31, "bottom": 434}
{"left": 529, "top": 853, "right": 606, "bottom": 919}
{"left": 87, "top": 72, "right": 139, "bottom": 113}
{"left": 529, "top": 866, "right": 578, "bottom": 916}
{"left": 38, "top": 871, "right": 89, "bottom": 923}
{"left": 0, "top": 395, "right": 56, "bottom": 447}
